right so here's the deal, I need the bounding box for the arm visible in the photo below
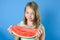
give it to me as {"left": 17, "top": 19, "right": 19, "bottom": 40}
{"left": 39, "top": 26, "right": 45, "bottom": 40}
{"left": 14, "top": 35, "right": 19, "bottom": 40}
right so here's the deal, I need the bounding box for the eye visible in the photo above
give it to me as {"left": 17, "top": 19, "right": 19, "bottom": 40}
{"left": 26, "top": 11, "right": 29, "bottom": 14}
{"left": 31, "top": 13, "right": 34, "bottom": 15}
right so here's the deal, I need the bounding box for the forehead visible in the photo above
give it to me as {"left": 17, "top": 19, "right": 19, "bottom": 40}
{"left": 26, "top": 6, "right": 34, "bottom": 13}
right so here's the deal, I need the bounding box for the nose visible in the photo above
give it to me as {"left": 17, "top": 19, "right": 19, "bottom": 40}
{"left": 29, "top": 13, "right": 31, "bottom": 17}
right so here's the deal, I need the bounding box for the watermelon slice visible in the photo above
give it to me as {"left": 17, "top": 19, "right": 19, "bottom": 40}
{"left": 10, "top": 26, "right": 38, "bottom": 38}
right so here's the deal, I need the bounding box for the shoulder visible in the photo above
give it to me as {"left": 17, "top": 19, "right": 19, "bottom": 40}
{"left": 38, "top": 24, "right": 45, "bottom": 30}
{"left": 39, "top": 24, "right": 45, "bottom": 34}
{"left": 17, "top": 20, "right": 24, "bottom": 26}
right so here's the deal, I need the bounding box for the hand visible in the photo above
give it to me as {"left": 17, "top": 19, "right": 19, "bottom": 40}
{"left": 36, "top": 29, "right": 42, "bottom": 37}
{"left": 8, "top": 25, "right": 13, "bottom": 34}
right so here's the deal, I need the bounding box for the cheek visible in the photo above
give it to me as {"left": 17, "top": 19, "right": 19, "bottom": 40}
{"left": 25, "top": 13, "right": 28, "bottom": 19}
{"left": 31, "top": 15, "right": 35, "bottom": 19}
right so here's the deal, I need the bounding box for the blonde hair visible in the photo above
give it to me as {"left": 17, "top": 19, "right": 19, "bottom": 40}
{"left": 24, "top": 1, "right": 41, "bottom": 28}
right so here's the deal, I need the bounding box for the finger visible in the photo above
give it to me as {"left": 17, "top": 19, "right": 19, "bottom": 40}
{"left": 36, "top": 30, "right": 42, "bottom": 37}
{"left": 8, "top": 25, "right": 12, "bottom": 30}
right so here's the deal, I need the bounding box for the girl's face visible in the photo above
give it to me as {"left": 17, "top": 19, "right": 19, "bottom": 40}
{"left": 25, "top": 6, "right": 35, "bottom": 21}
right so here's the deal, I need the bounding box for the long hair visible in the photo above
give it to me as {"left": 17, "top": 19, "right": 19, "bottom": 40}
{"left": 24, "top": 1, "right": 41, "bottom": 28}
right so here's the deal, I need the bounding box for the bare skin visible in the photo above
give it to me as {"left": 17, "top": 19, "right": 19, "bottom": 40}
{"left": 8, "top": 6, "right": 45, "bottom": 40}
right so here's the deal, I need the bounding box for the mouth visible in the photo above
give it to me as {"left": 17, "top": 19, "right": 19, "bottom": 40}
{"left": 28, "top": 17, "right": 32, "bottom": 19}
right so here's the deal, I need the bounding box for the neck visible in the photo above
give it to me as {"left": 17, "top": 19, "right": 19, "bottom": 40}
{"left": 27, "top": 20, "right": 33, "bottom": 26}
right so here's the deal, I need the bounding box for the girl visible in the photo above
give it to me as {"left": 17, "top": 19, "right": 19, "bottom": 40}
{"left": 8, "top": 1, "right": 45, "bottom": 40}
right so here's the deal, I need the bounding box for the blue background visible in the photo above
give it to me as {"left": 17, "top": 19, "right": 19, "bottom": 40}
{"left": 0, "top": 0, "right": 60, "bottom": 40}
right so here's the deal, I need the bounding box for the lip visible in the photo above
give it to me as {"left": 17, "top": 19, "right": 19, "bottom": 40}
{"left": 28, "top": 17, "right": 32, "bottom": 19}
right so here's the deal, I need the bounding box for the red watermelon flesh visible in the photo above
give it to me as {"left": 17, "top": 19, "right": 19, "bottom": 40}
{"left": 10, "top": 26, "right": 38, "bottom": 38}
